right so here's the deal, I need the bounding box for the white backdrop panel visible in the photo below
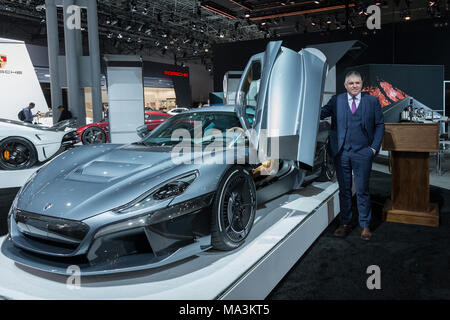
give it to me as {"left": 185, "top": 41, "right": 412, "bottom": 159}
{"left": 107, "top": 66, "right": 144, "bottom": 144}
{"left": 0, "top": 38, "right": 48, "bottom": 120}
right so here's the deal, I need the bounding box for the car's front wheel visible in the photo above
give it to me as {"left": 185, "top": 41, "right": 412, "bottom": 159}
{"left": 0, "top": 137, "right": 38, "bottom": 170}
{"left": 81, "top": 126, "right": 107, "bottom": 144}
{"left": 211, "top": 166, "right": 257, "bottom": 251}
{"left": 319, "top": 142, "right": 335, "bottom": 181}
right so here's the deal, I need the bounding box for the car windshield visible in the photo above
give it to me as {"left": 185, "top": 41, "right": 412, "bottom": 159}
{"left": 141, "top": 111, "right": 244, "bottom": 146}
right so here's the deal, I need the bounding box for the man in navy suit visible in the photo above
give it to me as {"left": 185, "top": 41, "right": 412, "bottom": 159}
{"left": 321, "top": 71, "right": 385, "bottom": 240}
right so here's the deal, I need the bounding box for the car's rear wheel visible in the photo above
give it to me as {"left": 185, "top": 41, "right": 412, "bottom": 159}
{"left": 211, "top": 166, "right": 257, "bottom": 251}
{"left": 81, "top": 126, "right": 107, "bottom": 144}
{"left": 0, "top": 137, "right": 38, "bottom": 170}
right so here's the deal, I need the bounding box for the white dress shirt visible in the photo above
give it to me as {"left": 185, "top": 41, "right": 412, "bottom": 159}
{"left": 347, "top": 92, "right": 361, "bottom": 111}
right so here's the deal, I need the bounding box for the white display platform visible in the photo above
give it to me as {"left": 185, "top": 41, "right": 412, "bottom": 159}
{"left": 0, "top": 167, "right": 40, "bottom": 189}
{"left": 0, "top": 181, "right": 339, "bottom": 300}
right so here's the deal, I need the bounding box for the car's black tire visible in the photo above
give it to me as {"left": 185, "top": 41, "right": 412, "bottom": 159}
{"left": 0, "top": 137, "right": 38, "bottom": 170}
{"left": 211, "top": 166, "right": 257, "bottom": 251}
{"left": 319, "top": 142, "right": 335, "bottom": 181}
{"left": 81, "top": 126, "right": 107, "bottom": 144}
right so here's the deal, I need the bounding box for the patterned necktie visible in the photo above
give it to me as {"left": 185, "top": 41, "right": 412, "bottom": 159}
{"left": 351, "top": 97, "right": 357, "bottom": 114}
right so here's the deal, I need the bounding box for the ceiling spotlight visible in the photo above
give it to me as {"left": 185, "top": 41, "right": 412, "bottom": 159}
{"left": 127, "top": 37, "right": 132, "bottom": 43}
{"left": 204, "top": 48, "right": 209, "bottom": 52}
{"left": 107, "top": 32, "right": 113, "bottom": 39}
{"left": 117, "top": 33, "right": 123, "bottom": 39}
{"left": 314, "top": 1, "right": 320, "bottom": 4}
{"left": 244, "top": 13, "right": 250, "bottom": 18}
{"left": 137, "top": 38, "right": 143, "bottom": 43}
{"left": 164, "top": 45, "right": 168, "bottom": 50}
{"left": 155, "top": 40, "right": 160, "bottom": 46}
{"left": 142, "top": 8, "right": 148, "bottom": 15}
{"left": 145, "top": 28, "right": 152, "bottom": 35}
{"left": 261, "top": 22, "right": 266, "bottom": 26}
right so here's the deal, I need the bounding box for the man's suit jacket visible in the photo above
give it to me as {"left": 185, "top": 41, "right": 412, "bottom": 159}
{"left": 321, "top": 92, "right": 385, "bottom": 157}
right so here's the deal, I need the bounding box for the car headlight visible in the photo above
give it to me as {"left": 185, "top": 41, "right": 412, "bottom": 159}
{"left": 93, "top": 171, "right": 201, "bottom": 239}
{"left": 113, "top": 171, "right": 198, "bottom": 214}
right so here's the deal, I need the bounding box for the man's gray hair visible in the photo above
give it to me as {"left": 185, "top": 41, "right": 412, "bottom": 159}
{"left": 345, "top": 71, "right": 362, "bottom": 83}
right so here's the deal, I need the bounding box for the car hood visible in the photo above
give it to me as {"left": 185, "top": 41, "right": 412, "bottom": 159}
{"left": 16, "top": 144, "right": 198, "bottom": 221}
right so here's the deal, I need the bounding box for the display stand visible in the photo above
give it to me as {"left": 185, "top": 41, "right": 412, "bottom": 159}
{"left": 0, "top": 167, "right": 39, "bottom": 189}
{"left": 0, "top": 181, "right": 339, "bottom": 300}
{"left": 382, "top": 123, "right": 440, "bottom": 227}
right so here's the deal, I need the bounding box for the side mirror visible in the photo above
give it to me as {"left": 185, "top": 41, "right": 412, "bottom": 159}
{"left": 136, "top": 124, "right": 150, "bottom": 138}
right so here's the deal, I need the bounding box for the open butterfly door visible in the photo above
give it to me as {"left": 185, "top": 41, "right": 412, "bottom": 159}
{"left": 236, "top": 41, "right": 328, "bottom": 168}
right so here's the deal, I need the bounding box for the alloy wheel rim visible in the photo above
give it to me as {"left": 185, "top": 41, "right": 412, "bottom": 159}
{"left": 0, "top": 142, "right": 30, "bottom": 168}
{"left": 222, "top": 174, "right": 255, "bottom": 242}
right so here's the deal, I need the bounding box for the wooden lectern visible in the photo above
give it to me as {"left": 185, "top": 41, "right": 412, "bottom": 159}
{"left": 382, "top": 123, "right": 440, "bottom": 227}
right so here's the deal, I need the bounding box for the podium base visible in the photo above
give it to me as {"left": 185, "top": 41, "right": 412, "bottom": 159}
{"left": 383, "top": 199, "right": 439, "bottom": 227}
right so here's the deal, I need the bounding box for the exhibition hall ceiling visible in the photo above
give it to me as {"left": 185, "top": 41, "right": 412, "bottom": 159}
{"left": 0, "top": 0, "right": 448, "bottom": 69}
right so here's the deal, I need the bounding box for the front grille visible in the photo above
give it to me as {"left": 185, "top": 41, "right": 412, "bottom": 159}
{"left": 14, "top": 210, "right": 89, "bottom": 246}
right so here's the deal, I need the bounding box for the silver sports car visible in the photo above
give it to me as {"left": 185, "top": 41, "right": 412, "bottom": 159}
{"left": 1, "top": 41, "right": 333, "bottom": 275}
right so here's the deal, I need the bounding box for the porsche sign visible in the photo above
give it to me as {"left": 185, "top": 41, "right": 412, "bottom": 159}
{"left": 0, "top": 55, "right": 6, "bottom": 69}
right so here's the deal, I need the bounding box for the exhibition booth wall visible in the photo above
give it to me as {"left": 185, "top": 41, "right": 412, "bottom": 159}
{"left": 142, "top": 61, "right": 191, "bottom": 108}
{"left": 0, "top": 38, "right": 48, "bottom": 120}
{"left": 351, "top": 64, "right": 445, "bottom": 117}
{"left": 213, "top": 18, "right": 450, "bottom": 117}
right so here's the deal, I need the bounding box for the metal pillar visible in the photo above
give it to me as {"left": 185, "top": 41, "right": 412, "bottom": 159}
{"left": 87, "top": 0, "right": 103, "bottom": 123}
{"left": 45, "top": 0, "right": 62, "bottom": 124}
{"left": 45, "top": 0, "right": 102, "bottom": 125}
{"left": 62, "top": 0, "right": 83, "bottom": 125}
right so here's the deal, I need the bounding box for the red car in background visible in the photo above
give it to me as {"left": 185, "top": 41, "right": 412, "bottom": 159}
{"left": 77, "top": 110, "right": 171, "bottom": 144}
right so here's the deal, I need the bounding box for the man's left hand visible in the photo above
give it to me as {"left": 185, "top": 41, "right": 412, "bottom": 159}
{"left": 370, "top": 148, "right": 376, "bottom": 155}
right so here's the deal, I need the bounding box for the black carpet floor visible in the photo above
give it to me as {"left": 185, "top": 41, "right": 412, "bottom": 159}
{"left": 268, "top": 171, "right": 450, "bottom": 300}
{"left": 0, "top": 171, "right": 449, "bottom": 299}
